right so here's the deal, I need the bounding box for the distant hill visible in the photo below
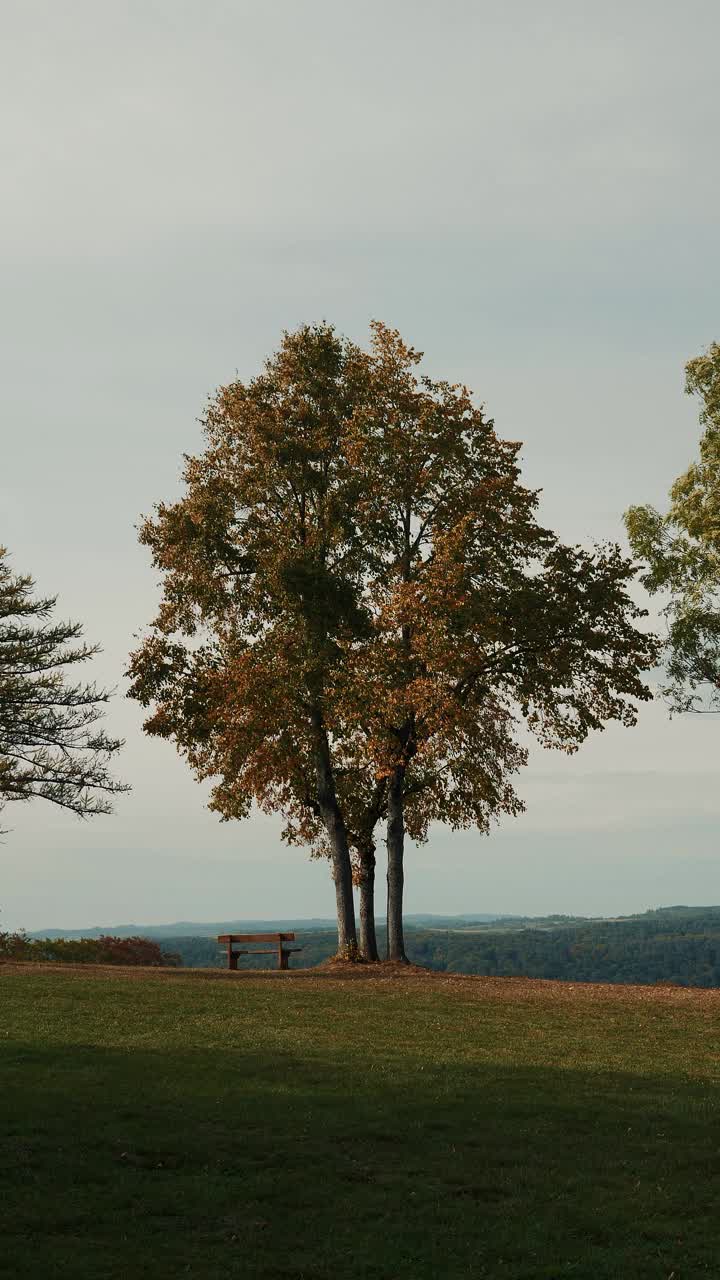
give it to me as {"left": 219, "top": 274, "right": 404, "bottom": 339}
{"left": 29, "top": 912, "right": 512, "bottom": 940}
{"left": 156, "top": 906, "right": 720, "bottom": 987}
{"left": 27, "top": 905, "right": 720, "bottom": 988}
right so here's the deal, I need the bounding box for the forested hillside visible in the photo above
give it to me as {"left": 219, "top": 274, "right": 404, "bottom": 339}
{"left": 161, "top": 906, "right": 720, "bottom": 987}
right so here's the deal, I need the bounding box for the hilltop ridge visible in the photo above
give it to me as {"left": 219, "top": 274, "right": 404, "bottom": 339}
{"left": 29, "top": 912, "right": 512, "bottom": 939}
{"left": 29, "top": 904, "right": 716, "bottom": 940}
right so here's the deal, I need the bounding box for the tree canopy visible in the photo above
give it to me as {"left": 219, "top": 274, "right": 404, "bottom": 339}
{"left": 130, "top": 322, "right": 659, "bottom": 960}
{"left": 332, "top": 324, "right": 660, "bottom": 957}
{"left": 128, "top": 325, "right": 372, "bottom": 954}
{"left": 625, "top": 342, "right": 720, "bottom": 713}
{"left": 0, "top": 547, "right": 128, "bottom": 826}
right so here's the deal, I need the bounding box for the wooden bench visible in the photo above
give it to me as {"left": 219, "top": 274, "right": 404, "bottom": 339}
{"left": 217, "top": 932, "right": 303, "bottom": 971}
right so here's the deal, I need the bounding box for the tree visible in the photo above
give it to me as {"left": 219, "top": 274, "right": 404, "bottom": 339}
{"left": 340, "top": 324, "right": 660, "bottom": 959}
{"left": 298, "top": 764, "right": 388, "bottom": 962}
{"left": 0, "top": 547, "right": 127, "bottom": 826}
{"left": 625, "top": 341, "right": 720, "bottom": 713}
{"left": 129, "top": 322, "right": 658, "bottom": 964}
{"left": 128, "top": 325, "right": 376, "bottom": 957}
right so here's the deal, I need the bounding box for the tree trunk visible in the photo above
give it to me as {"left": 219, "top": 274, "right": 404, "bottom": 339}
{"left": 386, "top": 765, "right": 408, "bottom": 962}
{"left": 310, "top": 704, "right": 358, "bottom": 957}
{"left": 358, "top": 843, "right": 379, "bottom": 962}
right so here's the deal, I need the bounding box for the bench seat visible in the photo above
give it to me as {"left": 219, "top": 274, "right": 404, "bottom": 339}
{"left": 218, "top": 932, "right": 303, "bottom": 971}
{"left": 217, "top": 948, "right": 303, "bottom": 956}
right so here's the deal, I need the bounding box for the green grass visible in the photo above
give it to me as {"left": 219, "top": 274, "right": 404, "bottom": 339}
{"left": 2, "top": 968, "right": 719, "bottom": 1279}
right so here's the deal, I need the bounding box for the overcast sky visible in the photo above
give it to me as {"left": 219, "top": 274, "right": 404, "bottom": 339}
{"left": 2, "top": 0, "right": 719, "bottom": 931}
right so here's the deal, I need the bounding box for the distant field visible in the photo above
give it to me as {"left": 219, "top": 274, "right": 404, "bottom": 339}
{"left": 2, "top": 964, "right": 719, "bottom": 1278}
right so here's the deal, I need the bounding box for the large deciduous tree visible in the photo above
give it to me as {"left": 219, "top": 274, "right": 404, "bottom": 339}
{"left": 128, "top": 325, "right": 374, "bottom": 956}
{"left": 0, "top": 547, "right": 127, "bottom": 826}
{"left": 129, "top": 322, "right": 658, "bottom": 963}
{"left": 340, "top": 324, "right": 660, "bottom": 960}
{"left": 625, "top": 342, "right": 720, "bottom": 713}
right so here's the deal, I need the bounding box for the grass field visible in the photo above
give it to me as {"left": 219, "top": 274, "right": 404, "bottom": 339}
{"left": 2, "top": 964, "right": 719, "bottom": 1279}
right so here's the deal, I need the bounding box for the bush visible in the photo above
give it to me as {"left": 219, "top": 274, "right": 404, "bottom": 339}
{"left": 0, "top": 933, "right": 181, "bottom": 967}
{"left": 0, "top": 929, "right": 34, "bottom": 961}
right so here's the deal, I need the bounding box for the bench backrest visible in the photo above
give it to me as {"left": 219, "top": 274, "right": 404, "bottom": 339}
{"left": 217, "top": 932, "right": 295, "bottom": 943}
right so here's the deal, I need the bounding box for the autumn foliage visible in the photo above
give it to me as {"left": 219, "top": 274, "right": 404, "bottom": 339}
{"left": 129, "top": 322, "right": 659, "bottom": 960}
{"left": 0, "top": 932, "right": 180, "bottom": 966}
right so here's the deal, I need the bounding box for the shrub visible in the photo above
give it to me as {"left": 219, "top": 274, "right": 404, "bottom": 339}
{"left": 0, "top": 930, "right": 34, "bottom": 961}
{"left": 0, "top": 933, "right": 181, "bottom": 967}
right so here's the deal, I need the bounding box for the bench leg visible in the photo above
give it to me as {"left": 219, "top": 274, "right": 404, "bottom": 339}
{"left": 279, "top": 945, "right": 288, "bottom": 971}
{"left": 228, "top": 942, "right": 238, "bottom": 971}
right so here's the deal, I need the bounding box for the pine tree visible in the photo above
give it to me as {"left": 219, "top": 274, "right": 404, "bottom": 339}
{"left": 0, "top": 547, "right": 127, "bottom": 826}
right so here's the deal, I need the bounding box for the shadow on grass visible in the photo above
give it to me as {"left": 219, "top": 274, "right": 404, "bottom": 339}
{"left": 2, "top": 1038, "right": 718, "bottom": 1280}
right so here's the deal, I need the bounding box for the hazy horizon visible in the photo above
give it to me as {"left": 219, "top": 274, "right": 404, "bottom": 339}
{"left": 3, "top": 0, "right": 719, "bottom": 931}
{"left": 26, "top": 901, "right": 720, "bottom": 939}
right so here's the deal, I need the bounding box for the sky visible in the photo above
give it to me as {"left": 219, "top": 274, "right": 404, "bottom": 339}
{"left": 2, "top": 0, "right": 719, "bottom": 931}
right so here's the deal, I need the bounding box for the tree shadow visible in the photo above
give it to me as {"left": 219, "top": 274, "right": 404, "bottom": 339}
{"left": 2, "top": 1037, "right": 718, "bottom": 1279}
